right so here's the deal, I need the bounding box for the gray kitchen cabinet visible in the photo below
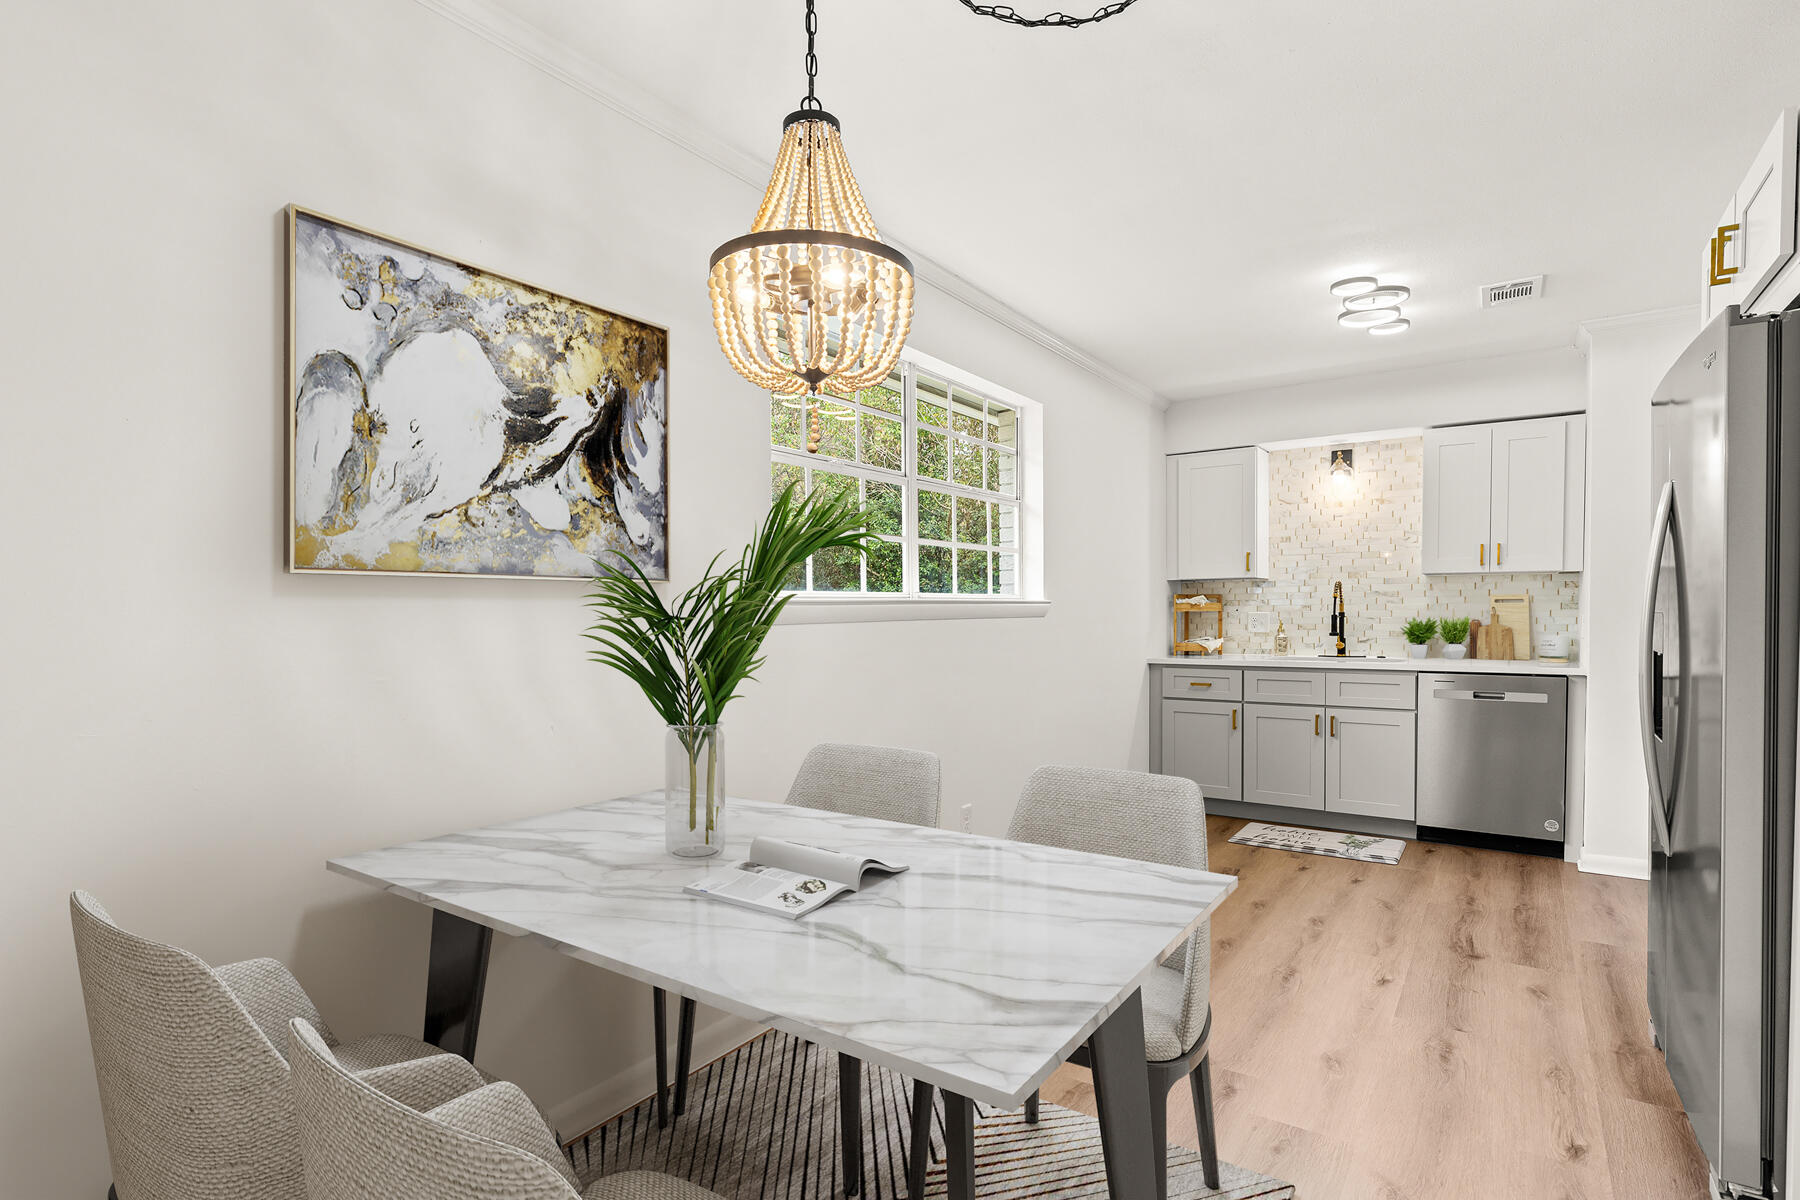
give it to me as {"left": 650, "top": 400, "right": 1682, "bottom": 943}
{"left": 1165, "top": 447, "right": 1269, "bottom": 580}
{"left": 1243, "top": 703, "right": 1326, "bottom": 810}
{"left": 1160, "top": 699, "right": 1241, "bottom": 802}
{"left": 1325, "top": 708, "right": 1417, "bottom": 821}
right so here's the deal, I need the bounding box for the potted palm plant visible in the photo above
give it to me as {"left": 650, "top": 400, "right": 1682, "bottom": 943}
{"left": 583, "top": 482, "right": 877, "bottom": 856}
{"left": 1402, "top": 617, "right": 1438, "bottom": 659}
{"left": 1440, "top": 616, "right": 1471, "bottom": 660}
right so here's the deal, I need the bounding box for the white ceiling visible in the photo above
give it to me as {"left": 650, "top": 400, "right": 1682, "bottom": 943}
{"left": 477, "top": 0, "right": 1800, "bottom": 401}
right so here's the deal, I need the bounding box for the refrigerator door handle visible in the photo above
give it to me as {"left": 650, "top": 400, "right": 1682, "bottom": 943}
{"left": 1639, "top": 480, "right": 1689, "bottom": 856}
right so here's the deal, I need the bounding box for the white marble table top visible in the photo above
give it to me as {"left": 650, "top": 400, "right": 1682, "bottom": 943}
{"left": 328, "top": 793, "right": 1235, "bottom": 1107}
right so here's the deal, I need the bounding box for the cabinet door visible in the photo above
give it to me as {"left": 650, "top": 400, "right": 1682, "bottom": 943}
{"left": 1490, "top": 417, "right": 1567, "bottom": 572}
{"left": 1739, "top": 108, "right": 1798, "bottom": 311}
{"left": 1169, "top": 448, "right": 1268, "bottom": 579}
{"left": 1422, "top": 426, "right": 1493, "bottom": 574}
{"left": 1243, "top": 704, "right": 1325, "bottom": 810}
{"left": 1325, "top": 708, "right": 1416, "bottom": 821}
{"left": 1160, "top": 700, "right": 1241, "bottom": 802}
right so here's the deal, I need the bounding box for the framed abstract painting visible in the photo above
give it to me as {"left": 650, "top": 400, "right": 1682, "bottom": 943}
{"left": 286, "top": 206, "right": 668, "bottom": 579}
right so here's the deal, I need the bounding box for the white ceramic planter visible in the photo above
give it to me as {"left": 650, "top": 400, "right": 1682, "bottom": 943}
{"left": 1407, "top": 643, "right": 1430, "bottom": 659}
{"left": 1443, "top": 644, "right": 1468, "bottom": 660}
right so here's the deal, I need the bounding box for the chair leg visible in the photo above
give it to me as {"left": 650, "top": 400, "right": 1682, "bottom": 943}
{"left": 907, "top": 1079, "right": 934, "bottom": 1200}
{"left": 652, "top": 988, "right": 669, "bottom": 1129}
{"left": 1024, "top": 1088, "right": 1039, "bottom": 1124}
{"left": 1190, "top": 1057, "right": 1221, "bottom": 1191}
{"left": 108, "top": 1188, "right": 118, "bottom": 1200}
{"left": 839, "top": 1053, "right": 863, "bottom": 1195}
{"left": 1149, "top": 1073, "right": 1174, "bottom": 1200}
{"left": 672, "top": 995, "right": 697, "bottom": 1116}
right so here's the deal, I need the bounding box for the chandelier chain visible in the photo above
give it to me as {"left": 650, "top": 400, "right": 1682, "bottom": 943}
{"left": 800, "top": 0, "right": 821, "bottom": 110}
{"left": 954, "top": 0, "right": 1141, "bottom": 28}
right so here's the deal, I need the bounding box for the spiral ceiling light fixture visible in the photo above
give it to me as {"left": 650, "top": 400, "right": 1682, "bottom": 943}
{"left": 708, "top": 0, "right": 915, "bottom": 450}
{"left": 1330, "top": 276, "right": 1413, "bottom": 336}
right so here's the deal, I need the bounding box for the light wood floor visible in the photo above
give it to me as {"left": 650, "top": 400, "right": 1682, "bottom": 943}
{"left": 1040, "top": 816, "right": 1714, "bottom": 1200}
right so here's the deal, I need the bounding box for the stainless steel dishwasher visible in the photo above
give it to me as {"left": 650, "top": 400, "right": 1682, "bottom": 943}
{"left": 1416, "top": 673, "right": 1568, "bottom": 855}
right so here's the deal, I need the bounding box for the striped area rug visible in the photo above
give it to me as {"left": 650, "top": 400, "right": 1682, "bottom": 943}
{"left": 568, "top": 1031, "right": 1292, "bottom": 1199}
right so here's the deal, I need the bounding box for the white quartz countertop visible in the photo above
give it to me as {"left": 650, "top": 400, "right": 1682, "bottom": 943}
{"left": 328, "top": 793, "right": 1235, "bottom": 1108}
{"left": 1148, "top": 652, "right": 1584, "bottom": 676}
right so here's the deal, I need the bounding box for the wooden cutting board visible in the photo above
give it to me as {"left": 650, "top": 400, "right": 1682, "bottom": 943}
{"left": 1468, "top": 618, "right": 1482, "bottom": 659}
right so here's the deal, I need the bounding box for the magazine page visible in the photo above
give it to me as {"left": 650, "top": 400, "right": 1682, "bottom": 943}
{"left": 748, "top": 836, "right": 909, "bottom": 890}
{"left": 683, "top": 862, "right": 849, "bottom": 919}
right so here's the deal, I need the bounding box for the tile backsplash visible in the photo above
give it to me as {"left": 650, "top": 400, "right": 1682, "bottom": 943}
{"left": 1173, "top": 437, "right": 1581, "bottom": 658}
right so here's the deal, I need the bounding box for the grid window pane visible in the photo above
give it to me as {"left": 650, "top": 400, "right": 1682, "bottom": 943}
{"left": 994, "top": 552, "right": 1017, "bottom": 596}
{"left": 988, "top": 448, "right": 1017, "bottom": 497}
{"left": 862, "top": 412, "right": 903, "bottom": 472}
{"left": 866, "top": 480, "right": 904, "bottom": 537}
{"left": 951, "top": 389, "right": 985, "bottom": 438}
{"left": 812, "top": 544, "right": 861, "bottom": 591}
{"left": 954, "top": 495, "right": 987, "bottom": 545}
{"left": 916, "top": 377, "right": 949, "bottom": 428}
{"left": 867, "top": 540, "right": 903, "bottom": 592}
{"left": 988, "top": 402, "right": 1017, "bottom": 449}
{"left": 951, "top": 437, "right": 982, "bottom": 488}
{"left": 771, "top": 395, "right": 802, "bottom": 450}
{"left": 992, "top": 502, "right": 1018, "bottom": 548}
{"left": 919, "top": 545, "right": 952, "bottom": 593}
{"left": 816, "top": 403, "right": 855, "bottom": 460}
{"left": 917, "top": 489, "right": 951, "bottom": 541}
{"left": 956, "top": 549, "right": 988, "bottom": 595}
{"left": 860, "top": 377, "right": 903, "bottom": 416}
{"left": 917, "top": 428, "right": 948, "bottom": 481}
{"left": 810, "top": 467, "right": 857, "bottom": 505}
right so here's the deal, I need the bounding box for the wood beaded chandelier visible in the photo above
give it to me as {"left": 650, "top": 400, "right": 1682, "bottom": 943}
{"left": 708, "top": 0, "right": 915, "bottom": 446}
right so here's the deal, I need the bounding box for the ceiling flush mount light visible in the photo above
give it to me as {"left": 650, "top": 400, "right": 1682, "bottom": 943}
{"left": 1338, "top": 306, "right": 1401, "bottom": 328}
{"left": 1342, "top": 285, "right": 1411, "bottom": 311}
{"left": 709, "top": 0, "right": 915, "bottom": 447}
{"left": 1329, "top": 276, "right": 1379, "bottom": 298}
{"left": 1369, "top": 318, "right": 1411, "bottom": 336}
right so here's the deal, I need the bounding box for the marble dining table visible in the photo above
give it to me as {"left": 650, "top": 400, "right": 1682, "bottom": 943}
{"left": 327, "top": 792, "right": 1236, "bottom": 1200}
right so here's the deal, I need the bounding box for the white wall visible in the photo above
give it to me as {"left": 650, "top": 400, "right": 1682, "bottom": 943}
{"left": 1164, "top": 345, "right": 1588, "bottom": 454}
{"left": 1575, "top": 309, "right": 1697, "bottom": 878}
{"left": 0, "top": 2, "right": 1163, "bottom": 1194}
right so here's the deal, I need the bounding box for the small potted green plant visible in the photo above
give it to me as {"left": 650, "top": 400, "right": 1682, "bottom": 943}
{"left": 1440, "top": 616, "right": 1471, "bottom": 660}
{"left": 1402, "top": 617, "right": 1438, "bottom": 659}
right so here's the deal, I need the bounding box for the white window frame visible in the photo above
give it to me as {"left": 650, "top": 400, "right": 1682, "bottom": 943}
{"left": 773, "top": 345, "right": 1046, "bottom": 623}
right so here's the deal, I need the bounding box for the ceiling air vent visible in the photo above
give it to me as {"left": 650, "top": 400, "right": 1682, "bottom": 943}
{"left": 1480, "top": 275, "right": 1544, "bottom": 308}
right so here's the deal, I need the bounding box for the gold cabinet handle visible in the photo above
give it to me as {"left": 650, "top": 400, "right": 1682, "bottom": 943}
{"left": 1496, "top": 541, "right": 1502, "bottom": 565}
{"left": 1479, "top": 543, "right": 1486, "bottom": 566}
{"left": 1330, "top": 715, "right": 1337, "bottom": 737}
{"left": 1231, "top": 707, "right": 1238, "bottom": 731}
{"left": 1314, "top": 713, "right": 1321, "bottom": 736}
{"left": 1188, "top": 680, "right": 1212, "bottom": 688}
{"left": 1245, "top": 550, "right": 1251, "bottom": 573}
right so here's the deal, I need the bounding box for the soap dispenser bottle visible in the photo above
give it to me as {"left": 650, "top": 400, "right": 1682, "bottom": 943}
{"left": 1273, "top": 619, "right": 1290, "bottom": 656}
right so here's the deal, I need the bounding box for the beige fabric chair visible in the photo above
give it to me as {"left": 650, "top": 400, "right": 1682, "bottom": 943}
{"left": 907, "top": 765, "right": 1219, "bottom": 1200}
{"left": 70, "top": 890, "right": 490, "bottom": 1200}
{"left": 784, "top": 742, "right": 943, "bottom": 828}
{"left": 289, "top": 1018, "right": 724, "bottom": 1200}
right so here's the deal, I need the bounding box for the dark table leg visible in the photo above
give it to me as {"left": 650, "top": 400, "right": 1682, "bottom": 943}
{"left": 653, "top": 987, "right": 670, "bottom": 1128}
{"left": 422, "top": 909, "right": 492, "bottom": 1059}
{"left": 839, "top": 1053, "right": 864, "bottom": 1195}
{"left": 943, "top": 1090, "right": 976, "bottom": 1200}
{"left": 1087, "top": 989, "right": 1158, "bottom": 1200}
{"left": 908, "top": 1080, "right": 934, "bottom": 1200}
{"left": 672, "top": 995, "right": 697, "bottom": 1116}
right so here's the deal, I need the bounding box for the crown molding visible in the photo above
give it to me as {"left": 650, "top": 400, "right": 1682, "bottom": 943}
{"left": 411, "top": 0, "right": 1166, "bottom": 409}
{"left": 1574, "top": 304, "right": 1699, "bottom": 352}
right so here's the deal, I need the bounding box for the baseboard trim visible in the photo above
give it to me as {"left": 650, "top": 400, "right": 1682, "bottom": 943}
{"left": 546, "top": 1012, "right": 763, "bottom": 1142}
{"left": 1578, "top": 852, "right": 1651, "bottom": 880}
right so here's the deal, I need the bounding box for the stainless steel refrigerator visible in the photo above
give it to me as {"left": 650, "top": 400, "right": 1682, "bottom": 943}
{"left": 1645, "top": 306, "right": 1800, "bottom": 1199}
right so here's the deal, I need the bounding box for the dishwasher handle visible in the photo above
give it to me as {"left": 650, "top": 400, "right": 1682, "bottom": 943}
{"left": 1430, "top": 688, "right": 1549, "bottom": 704}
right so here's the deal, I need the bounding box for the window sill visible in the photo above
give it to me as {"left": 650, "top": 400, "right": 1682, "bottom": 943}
{"left": 776, "top": 595, "right": 1052, "bottom": 625}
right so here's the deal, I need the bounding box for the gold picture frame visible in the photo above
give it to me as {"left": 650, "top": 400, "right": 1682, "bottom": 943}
{"left": 286, "top": 205, "right": 670, "bottom": 580}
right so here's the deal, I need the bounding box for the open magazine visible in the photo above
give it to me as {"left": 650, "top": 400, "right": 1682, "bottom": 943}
{"left": 684, "top": 837, "right": 908, "bottom": 919}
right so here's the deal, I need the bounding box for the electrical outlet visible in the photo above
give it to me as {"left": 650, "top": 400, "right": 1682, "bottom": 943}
{"left": 1246, "top": 611, "right": 1274, "bottom": 634}
{"left": 960, "top": 803, "right": 974, "bottom": 833}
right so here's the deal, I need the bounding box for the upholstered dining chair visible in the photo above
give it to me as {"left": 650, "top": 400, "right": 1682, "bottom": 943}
{"left": 653, "top": 743, "right": 940, "bottom": 1195}
{"left": 907, "top": 765, "right": 1220, "bottom": 1200}
{"left": 289, "top": 1018, "right": 725, "bottom": 1200}
{"left": 70, "top": 890, "right": 499, "bottom": 1200}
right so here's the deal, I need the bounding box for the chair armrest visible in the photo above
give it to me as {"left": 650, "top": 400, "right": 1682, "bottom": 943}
{"left": 429, "top": 1082, "right": 579, "bottom": 1191}
{"left": 214, "top": 957, "right": 335, "bottom": 1051}
{"left": 354, "top": 1052, "right": 486, "bottom": 1112}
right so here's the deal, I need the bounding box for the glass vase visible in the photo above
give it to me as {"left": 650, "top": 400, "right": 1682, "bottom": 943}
{"left": 665, "top": 724, "right": 725, "bottom": 857}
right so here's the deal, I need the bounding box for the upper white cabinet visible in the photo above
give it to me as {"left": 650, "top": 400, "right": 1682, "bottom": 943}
{"left": 1423, "top": 415, "right": 1586, "bottom": 574}
{"left": 1702, "top": 108, "right": 1799, "bottom": 324}
{"left": 1166, "top": 447, "right": 1269, "bottom": 580}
